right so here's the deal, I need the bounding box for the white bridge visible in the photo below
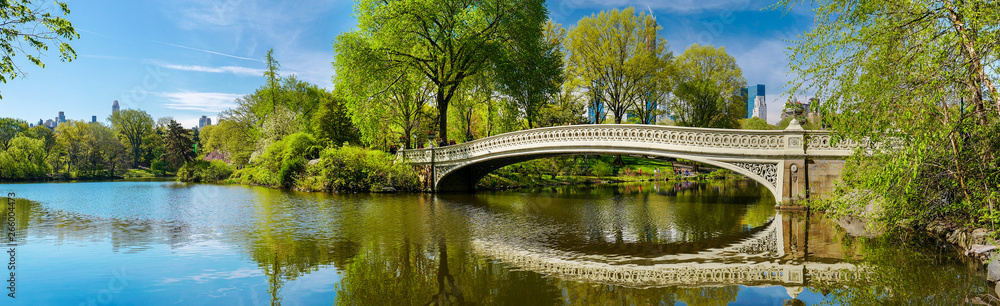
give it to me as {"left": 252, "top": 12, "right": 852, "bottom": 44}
{"left": 399, "top": 122, "right": 855, "bottom": 203}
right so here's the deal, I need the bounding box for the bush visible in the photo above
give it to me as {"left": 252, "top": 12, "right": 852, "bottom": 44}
{"left": 278, "top": 157, "right": 305, "bottom": 187}
{"left": 590, "top": 160, "right": 614, "bottom": 178}
{"left": 296, "top": 145, "right": 420, "bottom": 192}
{"left": 177, "top": 160, "right": 234, "bottom": 183}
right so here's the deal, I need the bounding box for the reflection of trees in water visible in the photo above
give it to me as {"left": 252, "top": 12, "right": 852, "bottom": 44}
{"left": 448, "top": 182, "right": 775, "bottom": 257}
{"left": 808, "top": 234, "right": 993, "bottom": 305}
{"left": 1, "top": 197, "right": 193, "bottom": 252}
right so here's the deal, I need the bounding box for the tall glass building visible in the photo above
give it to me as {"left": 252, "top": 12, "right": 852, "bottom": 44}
{"left": 744, "top": 84, "right": 766, "bottom": 121}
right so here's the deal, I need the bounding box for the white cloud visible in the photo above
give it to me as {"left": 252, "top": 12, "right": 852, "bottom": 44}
{"left": 156, "top": 62, "right": 265, "bottom": 76}
{"left": 160, "top": 91, "right": 243, "bottom": 113}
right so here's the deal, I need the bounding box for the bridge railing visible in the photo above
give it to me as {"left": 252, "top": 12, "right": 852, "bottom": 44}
{"left": 399, "top": 124, "right": 855, "bottom": 164}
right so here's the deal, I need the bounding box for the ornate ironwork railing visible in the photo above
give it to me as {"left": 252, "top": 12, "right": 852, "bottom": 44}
{"left": 399, "top": 124, "right": 853, "bottom": 164}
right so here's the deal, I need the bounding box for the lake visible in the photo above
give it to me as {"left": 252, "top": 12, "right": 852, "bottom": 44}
{"left": 0, "top": 180, "right": 992, "bottom": 305}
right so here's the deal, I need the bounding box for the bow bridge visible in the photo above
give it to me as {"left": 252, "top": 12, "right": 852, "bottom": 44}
{"left": 399, "top": 122, "right": 854, "bottom": 203}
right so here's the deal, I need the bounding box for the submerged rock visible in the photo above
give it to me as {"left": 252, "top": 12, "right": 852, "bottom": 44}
{"left": 835, "top": 215, "right": 884, "bottom": 237}
{"left": 989, "top": 255, "right": 1000, "bottom": 282}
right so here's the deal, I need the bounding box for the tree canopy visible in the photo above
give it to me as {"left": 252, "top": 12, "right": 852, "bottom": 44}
{"left": 0, "top": 0, "right": 79, "bottom": 98}
{"left": 109, "top": 109, "right": 154, "bottom": 168}
{"left": 778, "top": 0, "right": 1000, "bottom": 225}
{"left": 668, "top": 44, "right": 746, "bottom": 129}
{"left": 335, "top": 0, "right": 549, "bottom": 142}
{"left": 565, "top": 7, "right": 672, "bottom": 124}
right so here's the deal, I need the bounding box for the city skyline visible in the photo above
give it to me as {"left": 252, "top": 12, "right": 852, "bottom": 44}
{"left": 0, "top": 0, "right": 816, "bottom": 127}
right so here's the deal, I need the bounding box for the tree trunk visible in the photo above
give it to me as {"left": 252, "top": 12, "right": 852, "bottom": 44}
{"left": 437, "top": 89, "right": 449, "bottom": 143}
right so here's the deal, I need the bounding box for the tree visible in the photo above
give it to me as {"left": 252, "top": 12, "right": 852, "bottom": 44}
{"left": 669, "top": 44, "right": 746, "bottom": 128}
{"left": 335, "top": 0, "right": 548, "bottom": 142}
{"left": 338, "top": 61, "right": 433, "bottom": 148}
{"left": 671, "top": 79, "right": 744, "bottom": 129}
{"left": 311, "top": 94, "right": 360, "bottom": 147}
{"left": 741, "top": 117, "right": 773, "bottom": 130}
{"left": 566, "top": 7, "right": 672, "bottom": 124}
{"left": 495, "top": 19, "right": 564, "bottom": 129}
{"left": 0, "top": 136, "right": 49, "bottom": 179}
{"left": 0, "top": 0, "right": 79, "bottom": 98}
{"left": 0, "top": 118, "right": 28, "bottom": 150}
{"left": 22, "top": 125, "right": 55, "bottom": 152}
{"left": 264, "top": 48, "right": 281, "bottom": 113}
{"left": 778, "top": 0, "right": 1000, "bottom": 224}
{"left": 163, "top": 120, "right": 194, "bottom": 169}
{"left": 52, "top": 120, "right": 90, "bottom": 173}
{"left": 109, "top": 109, "right": 154, "bottom": 168}
{"left": 83, "top": 122, "right": 126, "bottom": 176}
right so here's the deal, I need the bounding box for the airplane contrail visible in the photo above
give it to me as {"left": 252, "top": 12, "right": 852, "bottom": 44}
{"left": 153, "top": 41, "right": 264, "bottom": 63}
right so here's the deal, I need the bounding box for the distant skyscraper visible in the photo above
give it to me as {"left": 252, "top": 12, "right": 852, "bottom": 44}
{"left": 744, "top": 84, "right": 766, "bottom": 121}
{"left": 92, "top": 116, "right": 97, "bottom": 123}
{"left": 45, "top": 119, "right": 55, "bottom": 128}
{"left": 37, "top": 119, "right": 43, "bottom": 127}
{"left": 58, "top": 111, "right": 66, "bottom": 123}
{"left": 112, "top": 100, "right": 120, "bottom": 114}
{"left": 198, "top": 116, "right": 212, "bottom": 128}
{"left": 54, "top": 116, "right": 59, "bottom": 127}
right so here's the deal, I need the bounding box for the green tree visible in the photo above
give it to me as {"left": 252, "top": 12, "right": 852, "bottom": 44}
{"left": 52, "top": 120, "right": 90, "bottom": 174}
{"left": 83, "top": 122, "right": 126, "bottom": 176}
{"left": 163, "top": 120, "right": 194, "bottom": 169}
{"left": 741, "top": 117, "right": 773, "bottom": 130}
{"left": 669, "top": 44, "right": 746, "bottom": 128}
{"left": 537, "top": 22, "right": 588, "bottom": 128}
{"left": 21, "top": 124, "right": 55, "bottom": 152}
{"left": 495, "top": 18, "right": 564, "bottom": 129}
{"left": 338, "top": 61, "right": 433, "bottom": 148}
{"left": 0, "top": 0, "right": 79, "bottom": 98}
{"left": 671, "top": 79, "right": 744, "bottom": 129}
{"left": 335, "top": 0, "right": 548, "bottom": 142}
{"left": 311, "top": 94, "right": 360, "bottom": 147}
{"left": 264, "top": 48, "right": 281, "bottom": 113}
{"left": 0, "top": 136, "right": 49, "bottom": 179}
{"left": 109, "top": 109, "right": 154, "bottom": 168}
{"left": 0, "top": 118, "right": 28, "bottom": 150}
{"left": 778, "top": 0, "right": 1000, "bottom": 225}
{"left": 566, "top": 7, "right": 672, "bottom": 124}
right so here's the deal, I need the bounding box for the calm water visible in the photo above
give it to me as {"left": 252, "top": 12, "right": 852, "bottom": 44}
{"left": 0, "top": 180, "right": 992, "bottom": 305}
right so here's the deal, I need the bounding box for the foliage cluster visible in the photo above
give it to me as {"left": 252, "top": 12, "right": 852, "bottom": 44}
{"left": 334, "top": 4, "right": 755, "bottom": 152}
{"left": 779, "top": 0, "right": 1000, "bottom": 227}
{"left": 177, "top": 160, "right": 233, "bottom": 183}
{"left": 294, "top": 145, "right": 421, "bottom": 193}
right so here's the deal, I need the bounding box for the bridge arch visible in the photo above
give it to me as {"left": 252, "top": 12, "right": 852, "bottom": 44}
{"left": 433, "top": 148, "right": 782, "bottom": 201}
{"left": 399, "top": 124, "right": 853, "bottom": 204}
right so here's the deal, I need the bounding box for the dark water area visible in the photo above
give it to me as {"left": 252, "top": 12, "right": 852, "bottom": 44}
{"left": 0, "top": 180, "right": 993, "bottom": 305}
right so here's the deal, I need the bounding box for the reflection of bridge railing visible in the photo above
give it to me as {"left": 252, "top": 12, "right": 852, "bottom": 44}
{"left": 469, "top": 211, "right": 870, "bottom": 289}
{"left": 472, "top": 239, "right": 865, "bottom": 288}
{"left": 400, "top": 124, "right": 855, "bottom": 164}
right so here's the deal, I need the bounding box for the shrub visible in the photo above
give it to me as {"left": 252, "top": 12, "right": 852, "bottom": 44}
{"left": 278, "top": 157, "right": 305, "bottom": 187}
{"left": 177, "top": 160, "right": 234, "bottom": 183}
{"left": 296, "top": 145, "right": 420, "bottom": 192}
{"left": 590, "top": 160, "right": 614, "bottom": 178}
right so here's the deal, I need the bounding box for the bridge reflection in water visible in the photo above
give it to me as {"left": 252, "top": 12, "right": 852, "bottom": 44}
{"left": 469, "top": 210, "right": 868, "bottom": 299}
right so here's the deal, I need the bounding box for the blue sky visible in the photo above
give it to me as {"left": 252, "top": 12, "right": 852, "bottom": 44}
{"left": 0, "top": 0, "right": 814, "bottom": 128}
